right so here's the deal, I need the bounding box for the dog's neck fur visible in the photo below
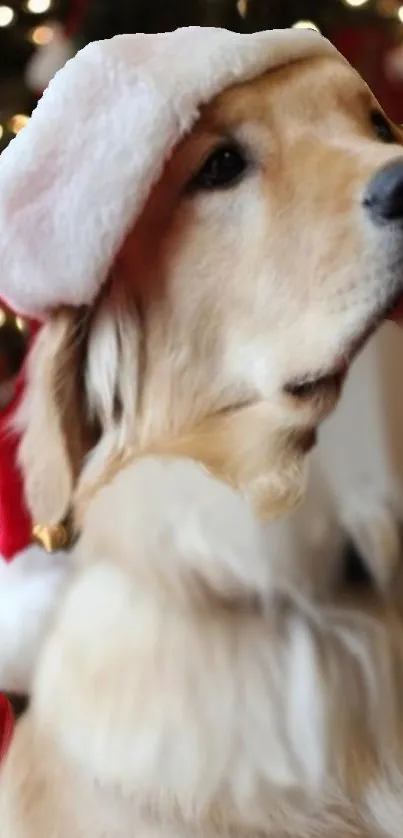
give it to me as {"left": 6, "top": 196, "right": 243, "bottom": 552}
{"left": 75, "top": 402, "right": 312, "bottom": 532}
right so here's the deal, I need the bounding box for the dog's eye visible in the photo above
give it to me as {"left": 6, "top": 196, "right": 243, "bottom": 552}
{"left": 371, "top": 110, "right": 395, "bottom": 144}
{"left": 190, "top": 144, "right": 247, "bottom": 191}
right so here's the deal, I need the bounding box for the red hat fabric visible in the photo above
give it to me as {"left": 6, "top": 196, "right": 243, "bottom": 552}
{"left": 0, "top": 374, "right": 33, "bottom": 561}
{"left": 0, "top": 319, "right": 39, "bottom": 561}
{"left": 0, "top": 693, "right": 14, "bottom": 763}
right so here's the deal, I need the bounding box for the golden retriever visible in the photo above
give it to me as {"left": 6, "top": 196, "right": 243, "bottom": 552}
{"left": 2, "top": 52, "right": 403, "bottom": 837}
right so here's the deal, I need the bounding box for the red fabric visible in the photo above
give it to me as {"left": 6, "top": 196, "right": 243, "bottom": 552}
{"left": 64, "top": 0, "right": 89, "bottom": 39}
{"left": 332, "top": 26, "right": 403, "bottom": 123}
{"left": 0, "top": 320, "right": 40, "bottom": 562}
{"left": 0, "top": 319, "right": 40, "bottom": 765}
{"left": 0, "top": 375, "right": 33, "bottom": 561}
{"left": 0, "top": 694, "right": 14, "bottom": 764}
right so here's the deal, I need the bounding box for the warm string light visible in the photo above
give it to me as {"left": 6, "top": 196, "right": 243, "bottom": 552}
{"left": 28, "top": 23, "right": 54, "bottom": 45}
{"left": 15, "top": 317, "right": 26, "bottom": 332}
{"left": 0, "top": 5, "right": 14, "bottom": 27}
{"left": 236, "top": 0, "right": 248, "bottom": 17}
{"left": 293, "top": 20, "right": 321, "bottom": 32}
{"left": 376, "top": 0, "right": 399, "bottom": 15}
{"left": 0, "top": 308, "right": 26, "bottom": 332}
{"left": 25, "top": 0, "right": 52, "bottom": 14}
{"left": 8, "top": 114, "right": 30, "bottom": 134}
{"left": 343, "top": 0, "right": 370, "bottom": 7}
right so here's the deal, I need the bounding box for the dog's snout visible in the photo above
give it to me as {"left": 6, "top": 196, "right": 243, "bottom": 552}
{"left": 364, "top": 160, "right": 403, "bottom": 223}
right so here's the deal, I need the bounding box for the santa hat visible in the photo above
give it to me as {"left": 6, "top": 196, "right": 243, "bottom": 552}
{"left": 0, "top": 27, "right": 338, "bottom": 320}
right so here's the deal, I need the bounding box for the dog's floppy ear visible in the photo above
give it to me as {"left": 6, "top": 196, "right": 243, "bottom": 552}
{"left": 17, "top": 309, "right": 90, "bottom": 527}
{"left": 18, "top": 281, "right": 143, "bottom": 528}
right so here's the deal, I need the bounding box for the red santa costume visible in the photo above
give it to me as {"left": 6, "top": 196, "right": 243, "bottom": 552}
{"left": 0, "top": 319, "right": 69, "bottom": 758}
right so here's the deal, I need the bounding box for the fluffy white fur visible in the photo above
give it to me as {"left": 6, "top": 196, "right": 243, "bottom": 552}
{"left": 30, "top": 458, "right": 334, "bottom": 802}
{"left": 0, "top": 547, "right": 70, "bottom": 694}
{"left": 0, "top": 450, "right": 342, "bottom": 697}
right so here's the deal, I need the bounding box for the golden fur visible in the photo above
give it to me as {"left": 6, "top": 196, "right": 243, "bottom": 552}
{"left": 2, "top": 54, "right": 403, "bottom": 837}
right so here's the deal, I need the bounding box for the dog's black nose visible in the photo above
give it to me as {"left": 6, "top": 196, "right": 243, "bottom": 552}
{"left": 364, "top": 160, "right": 403, "bottom": 222}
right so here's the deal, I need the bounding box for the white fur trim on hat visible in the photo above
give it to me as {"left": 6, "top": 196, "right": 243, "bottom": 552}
{"left": 0, "top": 27, "right": 338, "bottom": 318}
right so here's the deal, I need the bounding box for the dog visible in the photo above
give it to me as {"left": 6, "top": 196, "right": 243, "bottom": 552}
{"left": 2, "top": 51, "right": 403, "bottom": 837}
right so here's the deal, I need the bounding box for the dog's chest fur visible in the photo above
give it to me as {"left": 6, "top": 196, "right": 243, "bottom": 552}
{"left": 0, "top": 458, "right": 327, "bottom": 836}
{"left": 2, "top": 457, "right": 403, "bottom": 838}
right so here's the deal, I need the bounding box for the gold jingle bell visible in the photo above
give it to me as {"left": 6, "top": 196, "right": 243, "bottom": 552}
{"left": 32, "top": 524, "right": 70, "bottom": 553}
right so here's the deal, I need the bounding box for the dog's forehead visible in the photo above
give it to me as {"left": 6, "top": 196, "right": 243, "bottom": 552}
{"left": 199, "top": 55, "right": 370, "bottom": 132}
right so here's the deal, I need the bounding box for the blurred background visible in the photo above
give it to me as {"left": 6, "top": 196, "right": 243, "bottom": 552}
{"left": 2, "top": 0, "right": 403, "bottom": 156}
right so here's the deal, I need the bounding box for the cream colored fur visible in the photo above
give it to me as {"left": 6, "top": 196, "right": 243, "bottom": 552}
{"left": 2, "top": 54, "right": 403, "bottom": 837}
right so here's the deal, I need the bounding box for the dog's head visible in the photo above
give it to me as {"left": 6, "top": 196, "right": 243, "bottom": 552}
{"left": 18, "top": 53, "right": 403, "bottom": 537}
